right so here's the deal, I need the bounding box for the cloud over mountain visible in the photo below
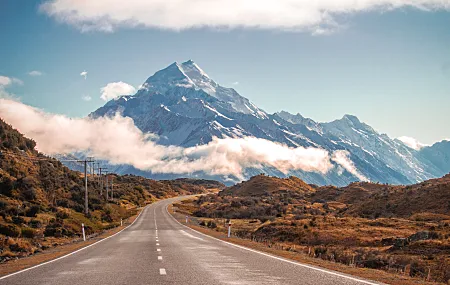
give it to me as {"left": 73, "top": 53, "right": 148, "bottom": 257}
{"left": 100, "top": 82, "right": 136, "bottom": 101}
{"left": 397, "top": 136, "right": 428, "bottom": 150}
{"left": 0, "top": 98, "right": 341, "bottom": 178}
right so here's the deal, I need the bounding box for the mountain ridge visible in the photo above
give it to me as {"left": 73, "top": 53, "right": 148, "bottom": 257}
{"left": 89, "top": 60, "right": 450, "bottom": 186}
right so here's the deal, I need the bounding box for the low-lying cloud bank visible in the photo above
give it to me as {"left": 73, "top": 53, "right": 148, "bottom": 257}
{"left": 0, "top": 98, "right": 367, "bottom": 180}
{"left": 40, "top": 0, "right": 450, "bottom": 33}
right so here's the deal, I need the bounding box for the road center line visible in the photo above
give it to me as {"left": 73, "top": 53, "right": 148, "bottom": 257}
{"left": 159, "top": 268, "right": 166, "bottom": 275}
{"left": 158, "top": 256, "right": 162, "bottom": 260}
{"left": 157, "top": 248, "right": 161, "bottom": 252}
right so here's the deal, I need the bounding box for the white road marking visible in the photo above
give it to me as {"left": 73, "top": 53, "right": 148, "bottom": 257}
{"left": 160, "top": 268, "right": 167, "bottom": 275}
{"left": 154, "top": 208, "right": 158, "bottom": 230}
{"left": 157, "top": 249, "right": 161, "bottom": 252}
{"left": 0, "top": 204, "right": 149, "bottom": 281}
{"left": 180, "top": 229, "right": 205, "bottom": 241}
{"left": 166, "top": 203, "right": 383, "bottom": 285}
{"left": 156, "top": 243, "right": 160, "bottom": 246}
{"left": 158, "top": 256, "right": 163, "bottom": 260}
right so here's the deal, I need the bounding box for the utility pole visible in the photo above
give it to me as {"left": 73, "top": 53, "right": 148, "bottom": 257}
{"left": 87, "top": 157, "right": 94, "bottom": 176}
{"left": 111, "top": 176, "right": 114, "bottom": 200}
{"left": 79, "top": 158, "right": 94, "bottom": 215}
{"left": 104, "top": 171, "right": 109, "bottom": 200}
{"left": 99, "top": 167, "right": 108, "bottom": 196}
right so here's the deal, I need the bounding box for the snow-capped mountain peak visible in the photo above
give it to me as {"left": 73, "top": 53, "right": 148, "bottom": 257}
{"left": 136, "top": 60, "right": 268, "bottom": 119}
{"left": 89, "top": 60, "right": 450, "bottom": 186}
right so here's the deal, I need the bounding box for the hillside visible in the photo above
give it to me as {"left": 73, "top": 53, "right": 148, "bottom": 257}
{"left": 182, "top": 174, "right": 450, "bottom": 283}
{"left": 220, "top": 174, "right": 314, "bottom": 196}
{"left": 219, "top": 174, "right": 450, "bottom": 219}
{"left": 345, "top": 174, "right": 450, "bottom": 218}
{"left": 0, "top": 118, "right": 216, "bottom": 261}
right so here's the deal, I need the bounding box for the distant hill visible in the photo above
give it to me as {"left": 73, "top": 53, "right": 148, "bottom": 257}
{"left": 344, "top": 174, "right": 450, "bottom": 218}
{"left": 220, "top": 174, "right": 314, "bottom": 196}
{"left": 218, "top": 173, "right": 450, "bottom": 219}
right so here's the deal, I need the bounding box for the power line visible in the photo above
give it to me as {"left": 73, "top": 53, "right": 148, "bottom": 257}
{"left": 1, "top": 150, "right": 99, "bottom": 216}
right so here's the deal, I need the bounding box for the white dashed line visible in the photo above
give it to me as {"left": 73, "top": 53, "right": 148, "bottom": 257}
{"left": 157, "top": 249, "right": 161, "bottom": 252}
{"left": 160, "top": 268, "right": 167, "bottom": 275}
{"left": 158, "top": 256, "right": 162, "bottom": 261}
{"left": 156, "top": 243, "right": 160, "bottom": 246}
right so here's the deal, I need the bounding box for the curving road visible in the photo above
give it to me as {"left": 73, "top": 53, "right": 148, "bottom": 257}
{"left": 1, "top": 197, "right": 383, "bottom": 285}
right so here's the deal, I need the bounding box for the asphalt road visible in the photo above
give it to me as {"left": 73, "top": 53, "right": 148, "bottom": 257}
{"left": 1, "top": 196, "right": 384, "bottom": 285}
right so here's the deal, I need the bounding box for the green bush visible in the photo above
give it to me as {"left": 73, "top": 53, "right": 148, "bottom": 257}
{"left": 25, "top": 205, "right": 40, "bottom": 217}
{"left": 29, "top": 219, "right": 42, "bottom": 228}
{"left": 0, "top": 224, "right": 21, "bottom": 237}
{"left": 56, "top": 211, "right": 69, "bottom": 219}
{"left": 207, "top": 221, "right": 217, "bottom": 229}
{"left": 21, "top": 228, "right": 36, "bottom": 238}
{"left": 12, "top": 216, "right": 25, "bottom": 225}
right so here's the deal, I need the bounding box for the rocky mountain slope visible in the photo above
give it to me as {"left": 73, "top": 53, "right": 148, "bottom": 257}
{"left": 89, "top": 60, "right": 450, "bottom": 186}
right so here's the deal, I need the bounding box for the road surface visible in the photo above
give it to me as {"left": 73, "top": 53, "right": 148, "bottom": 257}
{"left": 1, "top": 197, "right": 383, "bottom": 285}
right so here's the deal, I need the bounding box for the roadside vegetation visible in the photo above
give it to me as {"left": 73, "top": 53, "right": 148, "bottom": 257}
{"left": 175, "top": 174, "right": 450, "bottom": 284}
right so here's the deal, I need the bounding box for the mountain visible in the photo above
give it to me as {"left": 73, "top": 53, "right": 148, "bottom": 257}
{"left": 89, "top": 60, "right": 450, "bottom": 186}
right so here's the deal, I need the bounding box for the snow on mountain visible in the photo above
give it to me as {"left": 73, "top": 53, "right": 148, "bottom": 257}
{"left": 88, "top": 60, "right": 450, "bottom": 186}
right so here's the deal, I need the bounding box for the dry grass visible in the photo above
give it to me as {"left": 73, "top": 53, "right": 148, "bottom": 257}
{"left": 0, "top": 208, "right": 142, "bottom": 277}
{"left": 173, "top": 198, "right": 450, "bottom": 284}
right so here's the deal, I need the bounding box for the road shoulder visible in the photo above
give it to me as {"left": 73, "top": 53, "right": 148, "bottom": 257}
{"left": 0, "top": 208, "right": 142, "bottom": 277}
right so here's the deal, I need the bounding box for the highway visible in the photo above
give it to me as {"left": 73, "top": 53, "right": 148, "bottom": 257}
{"left": 1, "top": 197, "right": 383, "bottom": 285}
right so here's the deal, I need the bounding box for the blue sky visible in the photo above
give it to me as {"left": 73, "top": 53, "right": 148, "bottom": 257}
{"left": 1, "top": 0, "right": 449, "bottom": 144}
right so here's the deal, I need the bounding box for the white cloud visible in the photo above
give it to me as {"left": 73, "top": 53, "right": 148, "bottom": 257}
{"left": 331, "top": 150, "right": 368, "bottom": 181}
{"left": 0, "top": 76, "right": 12, "bottom": 86}
{"left": 28, "top": 70, "right": 44, "bottom": 76}
{"left": 12, "top": 78, "right": 24, "bottom": 85}
{"left": 39, "top": 0, "right": 450, "bottom": 34}
{"left": 80, "top": 71, "right": 88, "bottom": 79}
{"left": 0, "top": 76, "right": 23, "bottom": 86}
{"left": 232, "top": 81, "right": 239, "bottom": 86}
{"left": 0, "top": 98, "right": 345, "bottom": 178}
{"left": 100, "top": 81, "right": 136, "bottom": 101}
{"left": 82, "top": 95, "right": 92, "bottom": 101}
{"left": 0, "top": 76, "right": 22, "bottom": 99}
{"left": 397, "top": 136, "right": 428, "bottom": 150}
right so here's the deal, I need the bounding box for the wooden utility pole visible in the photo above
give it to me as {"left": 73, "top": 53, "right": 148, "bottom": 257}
{"left": 79, "top": 158, "right": 94, "bottom": 215}
{"left": 104, "top": 171, "right": 109, "bottom": 200}
{"left": 110, "top": 176, "right": 114, "bottom": 200}
{"left": 99, "top": 167, "right": 108, "bottom": 196}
